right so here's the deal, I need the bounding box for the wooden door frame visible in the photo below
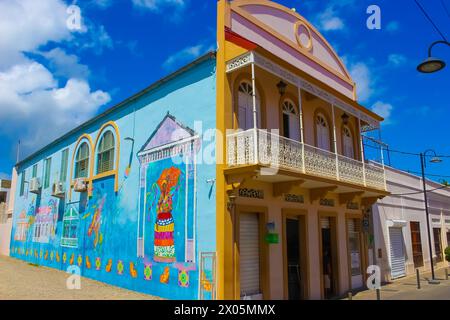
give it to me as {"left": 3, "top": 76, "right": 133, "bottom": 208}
{"left": 282, "top": 208, "right": 309, "bottom": 300}
{"left": 345, "top": 213, "right": 366, "bottom": 291}
{"left": 317, "top": 211, "right": 340, "bottom": 299}
{"left": 234, "top": 205, "right": 270, "bottom": 300}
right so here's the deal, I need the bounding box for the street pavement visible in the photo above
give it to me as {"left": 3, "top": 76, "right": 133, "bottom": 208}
{"left": 0, "top": 255, "right": 161, "bottom": 300}
{"left": 347, "top": 267, "right": 450, "bottom": 300}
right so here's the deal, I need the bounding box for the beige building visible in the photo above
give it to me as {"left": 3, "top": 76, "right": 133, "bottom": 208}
{"left": 372, "top": 166, "right": 450, "bottom": 282}
{"left": 0, "top": 169, "right": 17, "bottom": 256}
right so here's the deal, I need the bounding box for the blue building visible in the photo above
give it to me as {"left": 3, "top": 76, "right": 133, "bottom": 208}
{"left": 10, "top": 53, "right": 218, "bottom": 300}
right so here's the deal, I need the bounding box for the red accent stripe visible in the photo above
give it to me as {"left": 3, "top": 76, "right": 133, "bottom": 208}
{"left": 225, "top": 27, "right": 258, "bottom": 51}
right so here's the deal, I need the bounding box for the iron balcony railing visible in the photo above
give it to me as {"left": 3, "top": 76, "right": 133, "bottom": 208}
{"left": 226, "top": 128, "right": 386, "bottom": 191}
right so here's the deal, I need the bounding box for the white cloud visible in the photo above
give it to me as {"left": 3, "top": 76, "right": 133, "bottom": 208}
{"left": 39, "top": 48, "right": 90, "bottom": 79}
{"left": 0, "top": 172, "right": 12, "bottom": 180}
{"left": 371, "top": 101, "right": 393, "bottom": 124}
{"left": 163, "top": 43, "right": 213, "bottom": 70}
{"left": 349, "top": 62, "right": 374, "bottom": 102}
{"left": 318, "top": 7, "right": 345, "bottom": 31}
{"left": 388, "top": 53, "right": 407, "bottom": 67}
{"left": 0, "top": 0, "right": 111, "bottom": 158}
{"left": 0, "top": 0, "right": 70, "bottom": 68}
{"left": 132, "top": 0, "right": 185, "bottom": 11}
{"left": 0, "top": 61, "right": 111, "bottom": 152}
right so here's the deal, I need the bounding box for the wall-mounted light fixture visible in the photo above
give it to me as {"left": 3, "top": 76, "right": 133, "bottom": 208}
{"left": 341, "top": 113, "right": 350, "bottom": 125}
{"left": 227, "top": 192, "right": 237, "bottom": 211}
{"left": 277, "top": 80, "right": 287, "bottom": 96}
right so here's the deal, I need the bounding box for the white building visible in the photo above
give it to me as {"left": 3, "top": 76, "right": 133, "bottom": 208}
{"left": 372, "top": 166, "right": 450, "bottom": 282}
{"left": 0, "top": 169, "right": 16, "bottom": 256}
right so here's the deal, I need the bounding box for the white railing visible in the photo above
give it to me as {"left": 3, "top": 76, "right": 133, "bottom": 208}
{"left": 226, "top": 129, "right": 386, "bottom": 191}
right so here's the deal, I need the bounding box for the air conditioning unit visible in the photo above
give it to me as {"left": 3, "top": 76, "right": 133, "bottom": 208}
{"left": 73, "top": 178, "right": 88, "bottom": 192}
{"left": 52, "top": 181, "right": 66, "bottom": 198}
{"left": 29, "top": 178, "right": 41, "bottom": 194}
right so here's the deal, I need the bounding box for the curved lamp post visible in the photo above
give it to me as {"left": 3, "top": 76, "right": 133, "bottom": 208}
{"left": 420, "top": 149, "right": 442, "bottom": 283}
{"left": 417, "top": 40, "right": 450, "bottom": 73}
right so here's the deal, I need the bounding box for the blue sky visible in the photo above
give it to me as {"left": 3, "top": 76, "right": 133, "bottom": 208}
{"left": 0, "top": 0, "right": 449, "bottom": 182}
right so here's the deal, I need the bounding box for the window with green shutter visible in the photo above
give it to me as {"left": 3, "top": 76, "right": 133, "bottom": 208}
{"left": 60, "top": 148, "right": 69, "bottom": 181}
{"left": 32, "top": 164, "right": 37, "bottom": 178}
{"left": 96, "top": 131, "right": 115, "bottom": 174}
{"left": 44, "top": 158, "right": 51, "bottom": 189}
{"left": 20, "top": 171, "right": 26, "bottom": 196}
{"left": 75, "top": 143, "right": 89, "bottom": 178}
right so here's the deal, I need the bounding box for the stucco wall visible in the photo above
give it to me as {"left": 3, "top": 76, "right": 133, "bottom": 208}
{"left": 9, "top": 58, "right": 217, "bottom": 300}
{"left": 372, "top": 166, "right": 450, "bottom": 282}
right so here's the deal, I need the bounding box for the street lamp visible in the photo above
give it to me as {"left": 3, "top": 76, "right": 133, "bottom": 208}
{"left": 417, "top": 40, "right": 450, "bottom": 73}
{"left": 419, "top": 149, "right": 442, "bottom": 284}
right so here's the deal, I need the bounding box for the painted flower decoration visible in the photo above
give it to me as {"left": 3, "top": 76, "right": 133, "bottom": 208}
{"left": 178, "top": 270, "right": 189, "bottom": 288}
{"left": 117, "top": 260, "right": 124, "bottom": 275}
{"left": 77, "top": 255, "right": 83, "bottom": 267}
{"left": 95, "top": 257, "right": 101, "bottom": 270}
{"left": 63, "top": 252, "right": 67, "bottom": 264}
{"left": 50, "top": 251, "right": 54, "bottom": 261}
{"left": 144, "top": 264, "right": 152, "bottom": 281}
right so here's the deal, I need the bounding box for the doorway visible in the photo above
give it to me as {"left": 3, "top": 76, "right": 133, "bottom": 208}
{"left": 320, "top": 216, "right": 338, "bottom": 299}
{"left": 239, "top": 212, "right": 263, "bottom": 300}
{"left": 285, "top": 215, "right": 307, "bottom": 300}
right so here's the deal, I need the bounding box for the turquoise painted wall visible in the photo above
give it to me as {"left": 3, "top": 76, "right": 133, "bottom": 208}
{"left": 10, "top": 57, "right": 217, "bottom": 300}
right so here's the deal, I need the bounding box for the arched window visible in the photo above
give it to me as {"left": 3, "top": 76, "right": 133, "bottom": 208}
{"left": 238, "top": 80, "right": 261, "bottom": 130}
{"left": 342, "top": 126, "right": 354, "bottom": 158}
{"left": 74, "top": 142, "right": 90, "bottom": 178}
{"left": 316, "top": 113, "right": 331, "bottom": 151}
{"left": 96, "top": 131, "right": 115, "bottom": 174}
{"left": 282, "top": 99, "right": 300, "bottom": 141}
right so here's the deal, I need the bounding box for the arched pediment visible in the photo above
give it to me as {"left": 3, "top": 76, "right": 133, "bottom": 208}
{"left": 228, "top": 0, "right": 355, "bottom": 99}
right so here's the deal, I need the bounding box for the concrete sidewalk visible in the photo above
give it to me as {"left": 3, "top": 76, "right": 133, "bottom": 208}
{"left": 0, "top": 255, "right": 162, "bottom": 300}
{"left": 347, "top": 267, "right": 450, "bottom": 300}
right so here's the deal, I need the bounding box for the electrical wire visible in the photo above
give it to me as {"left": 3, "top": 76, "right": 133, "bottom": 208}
{"left": 441, "top": 0, "right": 450, "bottom": 21}
{"left": 363, "top": 143, "right": 450, "bottom": 158}
{"left": 414, "top": 0, "right": 449, "bottom": 42}
{"left": 388, "top": 184, "right": 449, "bottom": 197}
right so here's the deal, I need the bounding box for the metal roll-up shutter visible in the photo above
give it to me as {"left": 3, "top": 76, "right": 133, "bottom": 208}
{"left": 240, "top": 213, "right": 261, "bottom": 298}
{"left": 321, "top": 217, "right": 330, "bottom": 229}
{"left": 389, "top": 227, "right": 406, "bottom": 279}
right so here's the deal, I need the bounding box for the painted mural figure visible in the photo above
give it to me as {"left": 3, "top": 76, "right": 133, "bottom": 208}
{"left": 152, "top": 167, "right": 181, "bottom": 263}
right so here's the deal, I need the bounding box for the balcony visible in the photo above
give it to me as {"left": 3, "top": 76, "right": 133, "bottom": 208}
{"left": 226, "top": 129, "right": 386, "bottom": 191}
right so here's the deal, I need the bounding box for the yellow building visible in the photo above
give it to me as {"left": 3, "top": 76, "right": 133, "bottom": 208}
{"left": 215, "top": 0, "right": 389, "bottom": 300}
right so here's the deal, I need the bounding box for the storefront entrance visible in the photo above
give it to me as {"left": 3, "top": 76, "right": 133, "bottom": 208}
{"left": 284, "top": 215, "right": 307, "bottom": 300}
{"left": 320, "top": 216, "right": 338, "bottom": 299}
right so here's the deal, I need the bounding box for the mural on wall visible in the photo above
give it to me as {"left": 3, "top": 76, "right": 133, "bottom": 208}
{"left": 10, "top": 111, "right": 213, "bottom": 300}
{"left": 150, "top": 166, "right": 182, "bottom": 263}
{"left": 137, "top": 113, "right": 200, "bottom": 266}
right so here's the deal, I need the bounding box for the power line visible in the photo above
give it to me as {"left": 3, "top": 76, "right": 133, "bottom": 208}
{"left": 441, "top": 0, "right": 450, "bottom": 21}
{"left": 363, "top": 143, "right": 450, "bottom": 158}
{"left": 414, "top": 0, "right": 448, "bottom": 42}
{"left": 389, "top": 184, "right": 449, "bottom": 196}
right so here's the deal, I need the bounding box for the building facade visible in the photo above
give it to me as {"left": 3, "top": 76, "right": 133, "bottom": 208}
{"left": 0, "top": 176, "right": 14, "bottom": 256}
{"left": 372, "top": 166, "right": 450, "bottom": 282}
{"left": 10, "top": 0, "right": 389, "bottom": 300}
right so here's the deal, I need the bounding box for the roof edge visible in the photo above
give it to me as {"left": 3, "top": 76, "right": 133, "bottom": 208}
{"left": 15, "top": 51, "right": 217, "bottom": 168}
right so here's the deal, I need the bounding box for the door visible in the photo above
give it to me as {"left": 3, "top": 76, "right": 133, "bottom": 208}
{"left": 320, "top": 217, "right": 338, "bottom": 299}
{"left": 410, "top": 222, "right": 424, "bottom": 268}
{"left": 239, "top": 212, "right": 262, "bottom": 300}
{"left": 316, "top": 114, "right": 331, "bottom": 151}
{"left": 238, "top": 81, "right": 261, "bottom": 130}
{"left": 342, "top": 126, "right": 354, "bottom": 158}
{"left": 389, "top": 227, "right": 406, "bottom": 279}
{"left": 286, "top": 217, "right": 306, "bottom": 299}
{"left": 282, "top": 100, "right": 300, "bottom": 141}
{"left": 347, "top": 218, "right": 363, "bottom": 289}
{"left": 433, "top": 228, "right": 443, "bottom": 262}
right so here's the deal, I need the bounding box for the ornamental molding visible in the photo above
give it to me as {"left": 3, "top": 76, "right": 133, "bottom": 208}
{"left": 226, "top": 51, "right": 379, "bottom": 129}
